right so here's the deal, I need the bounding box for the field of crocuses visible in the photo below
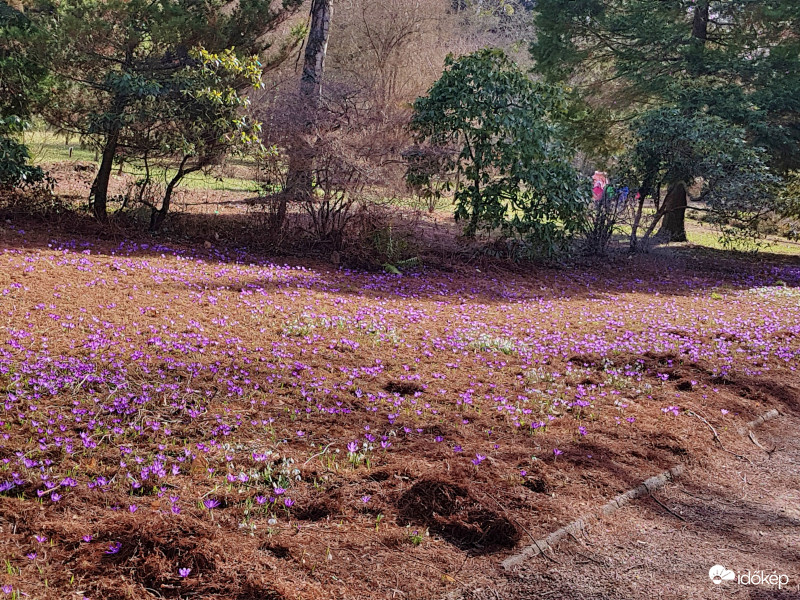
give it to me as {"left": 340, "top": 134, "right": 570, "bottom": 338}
{"left": 1, "top": 225, "right": 799, "bottom": 600}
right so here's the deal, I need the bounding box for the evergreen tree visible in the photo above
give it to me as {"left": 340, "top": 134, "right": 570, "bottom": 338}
{"left": 530, "top": 0, "right": 800, "bottom": 241}
{"left": 31, "top": 0, "right": 302, "bottom": 219}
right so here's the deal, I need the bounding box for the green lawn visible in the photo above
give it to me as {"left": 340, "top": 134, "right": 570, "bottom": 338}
{"left": 612, "top": 216, "right": 799, "bottom": 256}
{"left": 20, "top": 129, "right": 262, "bottom": 194}
{"left": 683, "top": 221, "right": 800, "bottom": 255}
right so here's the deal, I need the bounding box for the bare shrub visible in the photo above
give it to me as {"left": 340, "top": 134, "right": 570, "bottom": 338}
{"left": 345, "top": 200, "right": 422, "bottom": 269}
{"left": 0, "top": 176, "right": 69, "bottom": 220}
{"left": 254, "top": 81, "right": 399, "bottom": 255}
{"left": 402, "top": 144, "right": 458, "bottom": 213}
{"left": 302, "top": 142, "right": 367, "bottom": 250}
{"left": 581, "top": 184, "right": 631, "bottom": 255}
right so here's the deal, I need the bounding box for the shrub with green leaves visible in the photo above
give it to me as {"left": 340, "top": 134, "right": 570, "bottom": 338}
{"left": 35, "top": 0, "right": 303, "bottom": 219}
{"left": 0, "top": 117, "right": 44, "bottom": 189}
{"left": 1, "top": 3, "right": 46, "bottom": 190}
{"left": 408, "top": 48, "right": 589, "bottom": 257}
{"left": 125, "top": 47, "right": 267, "bottom": 231}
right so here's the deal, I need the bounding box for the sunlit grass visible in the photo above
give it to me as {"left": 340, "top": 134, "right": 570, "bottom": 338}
{"left": 683, "top": 221, "right": 800, "bottom": 255}
{"left": 20, "top": 128, "right": 261, "bottom": 193}
{"left": 613, "top": 215, "right": 799, "bottom": 256}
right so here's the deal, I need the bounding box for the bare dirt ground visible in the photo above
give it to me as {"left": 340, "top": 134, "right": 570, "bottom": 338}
{"left": 456, "top": 411, "right": 800, "bottom": 600}
{"left": 0, "top": 218, "right": 798, "bottom": 600}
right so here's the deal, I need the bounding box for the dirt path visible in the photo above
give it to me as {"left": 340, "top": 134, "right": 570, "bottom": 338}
{"left": 460, "top": 413, "right": 800, "bottom": 600}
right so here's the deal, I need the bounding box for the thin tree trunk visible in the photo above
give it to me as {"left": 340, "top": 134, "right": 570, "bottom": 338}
{"left": 280, "top": 0, "right": 333, "bottom": 230}
{"left": 629, "top": 178, "right": 652, "bottom": 252}
{"left": 149, "top": 156, "right": 195, "bottom": 232}
{"left": 629, "top": 193, "right": 646, "bottom": 252}
{"left": 462, "top": 133, "right": 480, "bottom": 238}
{"left": 90, "top": 118, "right": 121, "bottom": 220}
{"left": 691, "top": 0, "right": 709, "bottom": 44}
{"left": 89, "top": 46, "right": 133, "bottom": 220}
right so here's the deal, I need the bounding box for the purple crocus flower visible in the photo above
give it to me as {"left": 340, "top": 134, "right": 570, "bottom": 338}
{"left": 203, "top": 498, "right": 220, "bottom": 510}
{"left": 105, "top": 542, "right": 122, "bottom": 554}
{"left": 178, "top": 567, "right": 191, "bottom": 578}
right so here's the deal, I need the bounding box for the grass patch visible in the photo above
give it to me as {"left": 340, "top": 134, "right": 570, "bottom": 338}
{"left": 20, "top": 128, "right": 261, "bottom": 194}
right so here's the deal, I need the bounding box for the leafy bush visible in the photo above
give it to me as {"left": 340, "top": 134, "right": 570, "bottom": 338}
{"left": 0, "top": 137, "right": 44, "bottom": 189}
{"left": 408, "top": 48, "right": 589, "bottom": 257}
{"left": 127, "top": 48, "right": 267, "bottom": 232}
{"left": 37, "top": 0, "right": 303, "bottom": 219}
{"left": 0, "top": 117, "right": 44, "bottom": 189}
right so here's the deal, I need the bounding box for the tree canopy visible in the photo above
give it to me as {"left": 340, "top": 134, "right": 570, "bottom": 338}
{"left": 531, "top": 0, "right": 800, "bottom": 168}
{"left": 0, "top": 2, "right": 47, "bottom": 188}
{"left": 530, "top": 0, "right": 800, "bottom": 243}
{"left": 31, "top": 0, "right": 302, "bottom": 218}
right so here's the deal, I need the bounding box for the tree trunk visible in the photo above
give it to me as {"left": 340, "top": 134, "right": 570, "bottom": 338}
{"left": 280, "top": 0, "right": 333, "bottom": 229}
{"left": 646, "top": 1, "right": 704, "bottom": 243}
{"left": 691, "top": 1, "right": 709, "bottom": 43}
{"left": 90, "top": 121, "right": 121, "bottom": 220}
{"left": 149, "top": 156, "right": 194, "bottom": 232}
{"left": 658, "top": 182, "right": 688, "bottom": 242}
{"left": 299, "top": 0, "right": 333, "bottom": 101}
{"left": 629, "top": 178, "right": 652, "bottom": 252}
{"left": 629, "top": 193, "right": 646, "bottom": 252}
{"left": 89, "top": 47, "right": 131, "bottom": 220}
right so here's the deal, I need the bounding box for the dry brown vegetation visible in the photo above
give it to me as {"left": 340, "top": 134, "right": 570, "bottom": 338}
{"left": 0, "top": 215, "right": 798, "bottom": 598}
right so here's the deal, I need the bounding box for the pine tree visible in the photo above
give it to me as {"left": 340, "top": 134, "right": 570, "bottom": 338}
{"left": 530, "top": 0, "right": 800, "bottom": 242}
{"left": 31, "top": 0, "right": 303, "bottom": 219}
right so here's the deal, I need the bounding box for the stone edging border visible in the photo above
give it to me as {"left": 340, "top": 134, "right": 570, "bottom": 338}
{"left": 501, "top": 407, "right": 782, "bottom": 571}
{"left": 501, "top": 465, "right": 683, "bottom": 570}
